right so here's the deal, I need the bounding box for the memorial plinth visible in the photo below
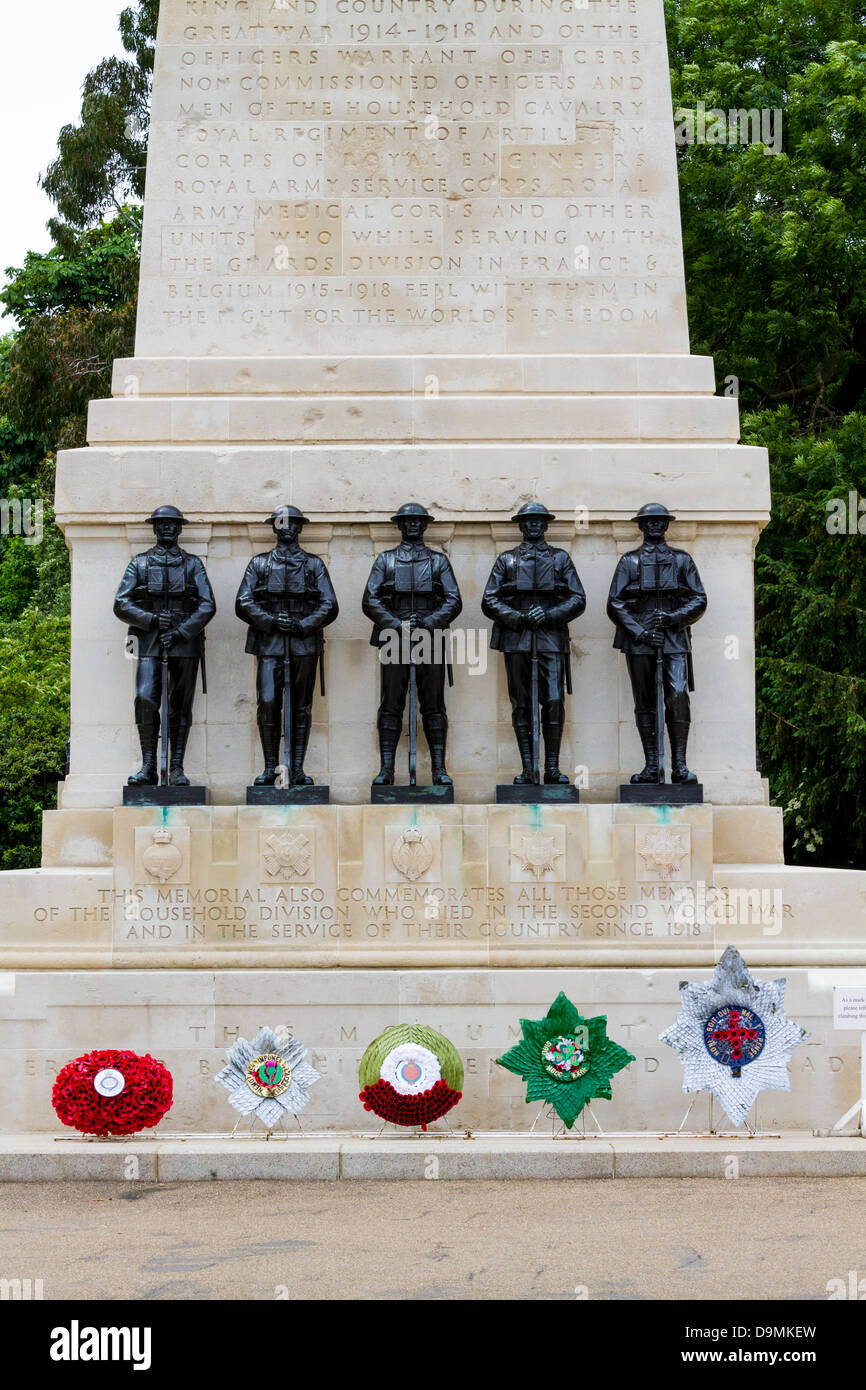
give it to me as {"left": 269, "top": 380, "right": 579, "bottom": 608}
{"left": 1, "top": 0, "right": 861, "bottom": 1138}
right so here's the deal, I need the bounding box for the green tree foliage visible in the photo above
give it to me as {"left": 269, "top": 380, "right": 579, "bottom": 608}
{"left": 1, "top": 215, "right": 141, "bottom": 458}
{"left": 666, "top": 0, "right": 866, "bottom": 422}
{"left": 0, "top": 0, "right": 156, "bottom": 866}
{"left": 41, "top": 0, "right": 158, "bottom": 246}
{"left": 0, "top": 496, "right": 70, "bottom": 869}
{"left": 748, "top": 412, "right": 866, "bottom": 864}
{"left": 666, "top": 0, "right": 866, "bottom": 864}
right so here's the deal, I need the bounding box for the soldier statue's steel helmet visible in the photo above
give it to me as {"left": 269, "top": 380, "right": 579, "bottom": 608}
{"left": 146, "top": 504, "right": 188, "bottom": 525}
{"left": 511, "top": 500, "right": 556, "bottom": 523}
{"left": 632, "top": 502, "right": 676, "bottom": 524}
{"left": 390, "top": 502, "right": 434, "bottom": 524}
{"left": 267, "top": 504, "right": 310, "bottom": 526}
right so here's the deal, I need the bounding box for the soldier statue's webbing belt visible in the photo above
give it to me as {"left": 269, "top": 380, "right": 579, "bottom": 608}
{"left": 498, "top": 583, "right": 567, "bottom": 603}
{"left": 381, "top": 589, "right": 438, "bottom": 611}
{"left": 135, "top": 589, "right": 197, "bottom": 616}
{"left": 623, "top": 582, "right": 689, "bottom": 600}
{"left": 254, "top": 592, "right": 316, "bottom": 614}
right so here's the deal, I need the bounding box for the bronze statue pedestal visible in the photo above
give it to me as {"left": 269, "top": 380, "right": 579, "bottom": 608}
{"left": 123, "top": 786, "right": 208, "bottom": 806}
{"left": 619, "top": 784, "right": 703, "bottom": 805}
{"left": 495, "top": 785, "right": 580, "bottom": 805}
{"left": 370, "top": 785, "right": 455, "bottom": 805}
{"left": 246, "top": 785, "right": 330, "bottom": 805}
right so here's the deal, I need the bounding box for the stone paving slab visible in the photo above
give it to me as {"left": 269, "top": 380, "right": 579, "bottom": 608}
{"left": 1, "top": 1133, "right": 864, "bottom": 1181}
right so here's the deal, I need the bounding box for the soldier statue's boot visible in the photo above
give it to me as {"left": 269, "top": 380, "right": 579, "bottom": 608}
{"left": 128, "top": 720, "right": 159, "bottom": 786}
{"left": 254, "top": 724, "right": 281, "bottom": 785}
{"left": 169, "top": 720, "right": 191, "bottom": 787}
{"left": 630, "top": 714, "right": 660, "bottom": 783}
{"left": 291, "top": 714, "right": 314, "bottom": 786}
{"left": 669, "top": 718, "right": 698, "bottom": 784}
{"left": 542, "top": 719, "right": 569, "bottom": 784}
{"left": 423, "top": 714, "right": 452, "bottom": 786}
{"left": 512, "top": 717, "right": 536, "bottom": 785}
{"left": 373, "top": 714, "right": 401, "bottom": 785}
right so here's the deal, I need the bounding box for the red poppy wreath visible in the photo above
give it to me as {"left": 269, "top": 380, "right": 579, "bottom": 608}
{"left": 52, "top": 1050, "right": 173, "bottom": 1137}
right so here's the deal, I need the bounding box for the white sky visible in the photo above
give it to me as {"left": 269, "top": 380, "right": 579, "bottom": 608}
{"left": 0, "top": 0, "right": 129, "bottom": 326}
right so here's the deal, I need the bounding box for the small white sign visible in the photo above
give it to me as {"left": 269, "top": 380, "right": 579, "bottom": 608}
{"left": 93, "top": 1068, "right": 126, "bottom": 1097}
{"left": 833, "top": 987, "right": 866, "bottom": 1030}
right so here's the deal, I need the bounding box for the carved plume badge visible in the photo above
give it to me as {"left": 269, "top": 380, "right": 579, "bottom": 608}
{"left": 391, "top": 826, "right": 434, "bottom": 882}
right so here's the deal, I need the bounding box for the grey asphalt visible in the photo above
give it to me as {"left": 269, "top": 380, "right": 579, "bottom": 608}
{"left": 1, "top": 1178, "right": 864, "bottom": 1300}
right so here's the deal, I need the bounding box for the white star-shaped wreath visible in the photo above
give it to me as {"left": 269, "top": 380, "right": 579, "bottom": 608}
{"left": 215, "top": 1026, "right": 321, "bottom": 1130}
{"left": 659, "top": 946, "right": 809, "bottom": 1127}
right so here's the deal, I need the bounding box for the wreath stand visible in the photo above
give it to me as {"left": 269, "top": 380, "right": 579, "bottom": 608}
{"left": 229, "top": 1111, "right": 307, "bottom": 1140}
{"left": 526, "top": 1093, "right": 780, "bottom": 1139}
{"left": 669, "top": 1092, "right": 779, "bottom": 1138}
{"left": 529, "top": 1103, "right": 606, "bottom": 1139}
{"left": 362, "top": 1117, "right": 463, "bottom": 1139}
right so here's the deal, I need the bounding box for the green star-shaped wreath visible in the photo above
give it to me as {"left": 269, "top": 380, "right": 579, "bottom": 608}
{"left": 496, "top": 992, "right": 635, "bottom": 1129}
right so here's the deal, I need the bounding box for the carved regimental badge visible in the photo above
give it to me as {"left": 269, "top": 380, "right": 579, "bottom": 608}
{"left": 391, "top": 826, "right": 434, "bottom": 882}
{"left": 135, "top": 826, "right": 190, "bottom": 885}
{"left": 509, "top": 826, "right": 566, "bottom": 882}
{"left": 635, "top": 826, "right": 691, "bottom": 882}
{"left": 260, "top": 829, "right": 313, "bottom": 882}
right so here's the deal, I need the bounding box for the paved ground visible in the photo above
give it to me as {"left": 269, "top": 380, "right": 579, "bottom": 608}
{"left": 1, "top": 1177, "right": 865, "bottom": 1299}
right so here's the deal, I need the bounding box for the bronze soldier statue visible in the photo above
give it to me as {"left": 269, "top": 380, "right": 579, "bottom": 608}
{"left": 482, "top": 502, "right": 586, "bottom": 785}
{"left": 114, "top": 505, "right": 215, "bottom": 787}
{"left": 606, "top": 502, "right": 707, "bottom": 784}
{"left": 235, "top": 506, "right": 338, "bottom": 786}
{"left": 362, "top": 502, "right": 462, "bottom": 786}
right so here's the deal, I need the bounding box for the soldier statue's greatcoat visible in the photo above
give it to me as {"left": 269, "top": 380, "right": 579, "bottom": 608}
{"left": 482, "top": 502, "right": 586, "bottom": 784}
{"left": 113, "top": 505, "right": 216, "bottom": 786}
{"left": 362, "top": 502, "right": 462, "bottom": 786}
{"left": 235, "top": 505, "right": 338, "bottom": 786}
{"left": 606, "top": 502, "right": 707, "bottom": 784}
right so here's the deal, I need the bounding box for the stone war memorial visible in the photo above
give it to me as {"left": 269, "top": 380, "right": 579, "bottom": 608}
{"left": 2, "top": 0, "right": 865, "bottom": 1141}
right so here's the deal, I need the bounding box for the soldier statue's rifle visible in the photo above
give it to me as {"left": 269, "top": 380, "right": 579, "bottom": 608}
{"left": 282, "top": 578, "right": 293, "bottom": 785}
{"left": 654, "top": 556, "right": 666, "bottom": 785}
{"left": 530, "top": 550, "right": 540, "bottom": 785}
{"left": 408, "top": 563, "right": 417, "bottom": 786}
{"left": 160, "top": 563, "right": 170, "bottom": 788}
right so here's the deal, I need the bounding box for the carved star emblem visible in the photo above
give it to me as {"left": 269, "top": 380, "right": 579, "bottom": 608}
{"left": 263, "top": 831, "right": 311, "bottom": 879}
{"left": 637, "top": 828, "right": 689, "bottom": 879}
{"left": 659, "top": 946, "right": 810, "bottom": 1127}
{"left": 513, "top": 830, "right": 563, "bottom": 880}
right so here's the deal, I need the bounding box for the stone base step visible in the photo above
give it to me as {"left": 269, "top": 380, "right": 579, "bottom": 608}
{"left": 112, "top": 354, "right": 719, "bottom": 398}
{"left": 2, "top": 1132, "right": 864, "bottom": 1181}
{"left": 87, "top": 392, "right": 740, "bottom": 446}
